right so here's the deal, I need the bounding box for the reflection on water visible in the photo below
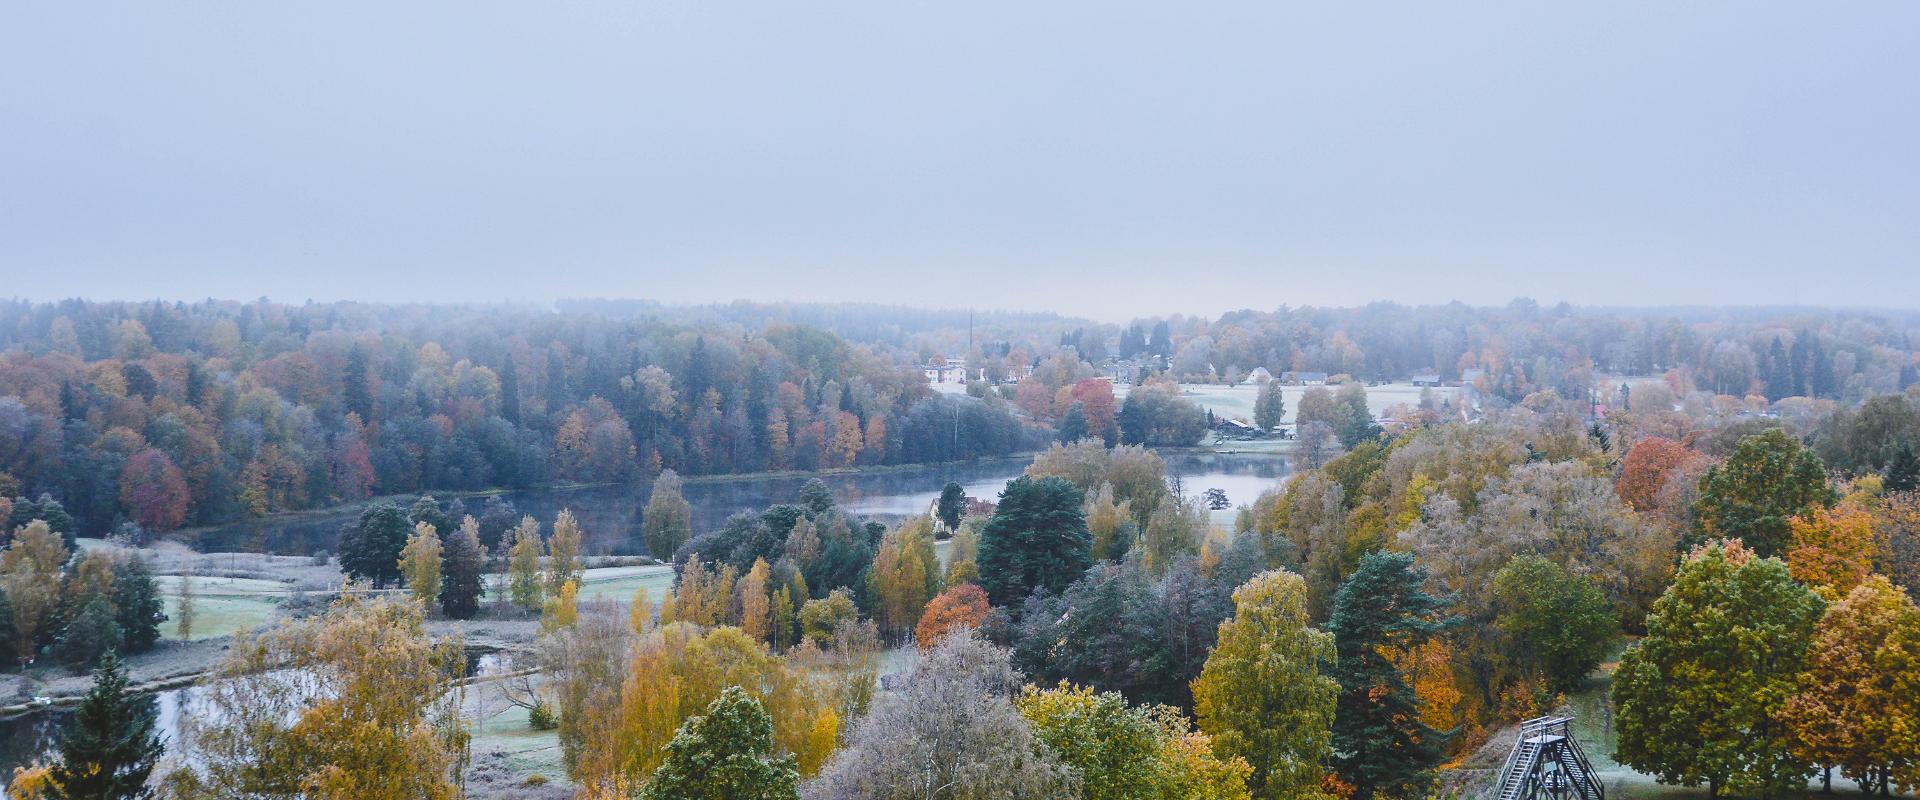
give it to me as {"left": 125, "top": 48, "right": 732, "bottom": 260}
{"left": 186, "top": 453, "right": 1290, "bottom": 557}
{"left": 0, "top": 685, "right": 191, "bottom": 781}
{"left": 0, "top": 646, "right": 512, "bottom": 778}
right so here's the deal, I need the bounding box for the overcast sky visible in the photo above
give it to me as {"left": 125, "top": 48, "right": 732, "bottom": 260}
{"left": 3, "top": 2, "right": 1916, "bottom": 322}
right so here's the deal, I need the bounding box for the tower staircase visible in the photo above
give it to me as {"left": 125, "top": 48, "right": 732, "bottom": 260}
{"left": 1491, "top": 716, "right": 1604, "bottom": 800}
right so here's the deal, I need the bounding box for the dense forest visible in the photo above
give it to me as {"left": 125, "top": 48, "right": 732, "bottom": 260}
{"left": 2, "top": 299, "right": 1917, "bottom": 539}
{"left": 0, "top": 300, "right": 1039, "bottom": 536}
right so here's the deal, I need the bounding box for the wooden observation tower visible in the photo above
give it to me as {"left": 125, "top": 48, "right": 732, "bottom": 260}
{"left": 1491, "top": 716, "right": 1605, "bottom": 800}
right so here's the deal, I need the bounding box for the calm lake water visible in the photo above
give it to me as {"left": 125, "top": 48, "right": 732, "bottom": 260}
{"left": 2, "top": 453, "right": 1287, "bottom": 778}
{"left": 184, "top": 452, "right": 1289, "bottom": 557}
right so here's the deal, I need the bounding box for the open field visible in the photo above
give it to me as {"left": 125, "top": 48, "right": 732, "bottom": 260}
{"left": 563, "top": 565, "right": 678, "bottom": 604}
{"left": 1120, "top": 381, "right": 1460, "bottom": 424}
{"left": 159, "top": 575, "right": 289, "bottom": 641}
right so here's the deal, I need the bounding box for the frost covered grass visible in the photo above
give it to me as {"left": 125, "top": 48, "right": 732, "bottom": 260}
{"left": 569, "top": 564, "right": 677, "bottom": 604}
{"left": 1119, "top": 381, "right": 1458, "bottom": 423}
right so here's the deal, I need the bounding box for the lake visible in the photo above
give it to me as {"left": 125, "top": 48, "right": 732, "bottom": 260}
{"left": 0, "top": 651, "right": 515, "bottom": 782}
{"left": 183, "top": 452, "right": 1290, "bottom": 556}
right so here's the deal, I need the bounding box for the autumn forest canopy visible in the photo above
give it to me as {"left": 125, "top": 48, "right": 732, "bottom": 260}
{"left": 3, "top": 296, "right": 1920, "bottom": 800}
{"left": 1, "top": 298, "right": 1917, "bottom": 538}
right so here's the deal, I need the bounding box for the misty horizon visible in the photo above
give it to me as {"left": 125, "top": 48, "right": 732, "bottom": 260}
{"left": 6, "top": 2, "right": 1918, "bottom": 318}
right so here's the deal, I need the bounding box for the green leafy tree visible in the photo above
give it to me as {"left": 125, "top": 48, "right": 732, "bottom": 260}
{"left": 1490, "top": 556, "right": 1618, "bottom": 694}
{"left": 937, "top": 482, "right": 967, "bottom": 532}
{"left": 1020, "top": 682, "right": 1252, "bottom": 800}
{"left": 1326, "top": 551, "right": 1450, "bottom": 800}
{"left": 48, "top": 652, "right": 163, "bottom": 800}
{"left": 58, "top": 594, "right": 122, "bottom": 668}
{"left": 644, "top": 470, "right": 694, "bottom": 560}
{"left": 1689, "top": 429, "right": 1835, "bottom": 558}
{"left": 1117, "top": 383, "right": 1208, "bottom": 447}
{"left": 799, "top": 588, "right": 859, "bottom": 644}
{"left": 406, "top": 495, "right": 450, "bottom": 539}
{"left": 637, "top": 686, "right": 799, "bottom": 800}
{"left": 1613, "top": 542, "right": 1826, "bottom": 798}
{"left": 339, "top": 503, "right": 411, "bottom": 588}
{"left": 1255, "top": 380, "right": 1286, "bottom": 433}
{"left": 977, "top": 476, "right": 1093, "bottom": 607}
{"left": 1192, "top": 570, "right": 1338, "bottom": 800}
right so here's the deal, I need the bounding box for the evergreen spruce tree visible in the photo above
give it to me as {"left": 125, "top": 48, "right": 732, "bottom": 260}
{"left": 976, "top": 476, "right": 1093, "bottom": 607}
{"left": 439, "top": 517, "right": 487, "bottom": 620}
{"left": 1885, "top": 442, "right": 1920, "bottom": 494}
{"left": 0, "top": 586, "right": 13, "bottom": 665}
{"left": 1766, "top": 337, "right": 1793, "bottom": 401}
{"left": 343, "top": 344, "right": 375, "bottom": 424}
{"left": 1117, "top": 396, "right": 1149, "bottom": 446}
{"left": 498, "top": 357, "right": 521, "bottom": 425}
{"left": 936, "top": 482, "right": 967, "bottom": 532}
{"left": 1810, "top": 341, "right": 1838, "bottom": 399}
{"left": 111, "top": 556, "right": 166, "bottom": 654}
{"left": 799, "top": 478, "right": 836, "bottom": 518}
{"left": 1057, "top": 402, "right": 1089, "bottom": 444}
{"left": 48, "top": 652, "right": 162, "bottom": 800}
{"left": 1327, "top": 551, "right": 1451, "bottom": 800}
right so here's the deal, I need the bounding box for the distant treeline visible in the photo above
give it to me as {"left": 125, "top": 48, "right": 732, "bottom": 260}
{"left": 0, "top": 300, "right": 1041, "bottom": 535}
{"left": 1134, "top": 302, "right": 1920, "bottom": 401}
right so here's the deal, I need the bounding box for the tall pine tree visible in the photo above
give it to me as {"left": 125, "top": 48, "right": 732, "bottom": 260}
{"left": 1327, "top": 551, "right": 1451, "bottom": 800}
{"left": 440, "top": 517, "right": 488, "bottom": 620}
{"left": 111, "top": 556, "right": 166, "bottom": 654}
{"left": 343, "top": 344, "right": 375, "bottom": 424}
{"left": 1884, "top": 442, "right": 1920, "bottom": 494}
{"left": 48, "top": 652, "right": 163, "bottom": 800}
{"left": 976, "top": 476, "right": 1092, "bottom": 607}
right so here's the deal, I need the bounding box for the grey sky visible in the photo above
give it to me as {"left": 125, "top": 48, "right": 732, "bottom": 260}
{"left": 3, "top": 2, "right": 1916, "bottom": 322}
